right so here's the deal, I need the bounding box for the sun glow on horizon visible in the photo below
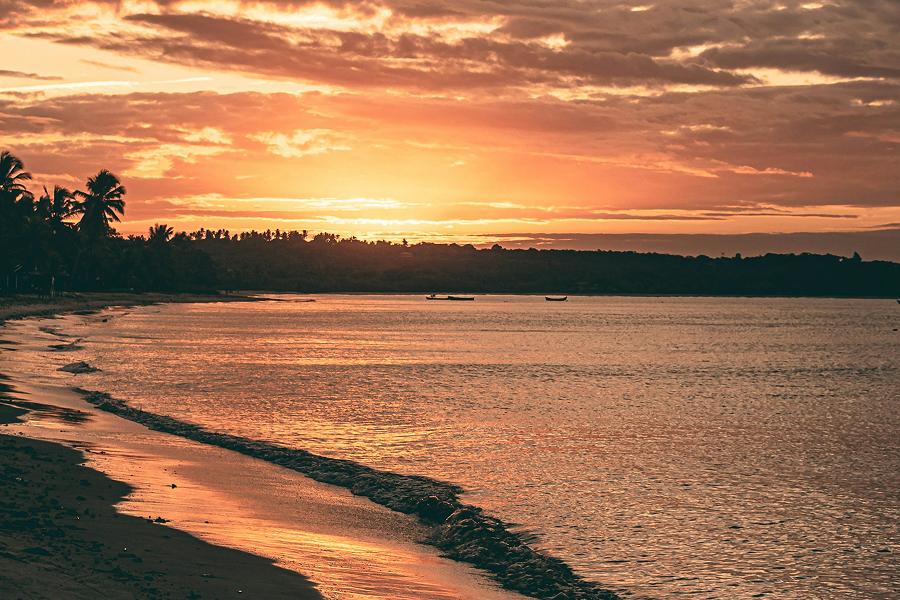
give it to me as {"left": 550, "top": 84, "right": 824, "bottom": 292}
{"left": 2, "top": 0, "right": 898, "bottom": 246}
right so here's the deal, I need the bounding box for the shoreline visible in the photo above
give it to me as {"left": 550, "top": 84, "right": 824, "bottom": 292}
{"left": 1, "top": 294, "right": 323, "bottom": 599}
{"left": 74, "top": 387, "right": 618, "bottom": 600}
{"left": 249, "top": 290, "right": 898, "bottom": 301}
{"left": 0, "top": 396, "right": 321, "bottom": 599}
{"left": 1, "top": 375, "right": 523, "bottom": 600}
{"left": 0, "top": 296, "right": 584, "bottom": 598}
{"left": 0, "top": 292, "right": 257, "bottom": 325}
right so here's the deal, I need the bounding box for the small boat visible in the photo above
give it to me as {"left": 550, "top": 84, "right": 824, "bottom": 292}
{"left": 545, "top": 296, "right": 568, "bottom": 302}
{"left": 296, "top": 298, "right": 316, "bottom": 303}
{"left": 426, "top": 294, "right": 474, "bottom": 301}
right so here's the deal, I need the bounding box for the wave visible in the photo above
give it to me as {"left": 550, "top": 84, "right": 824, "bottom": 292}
{"left": 76, "top": 388, "right": 620, "bottom": 600}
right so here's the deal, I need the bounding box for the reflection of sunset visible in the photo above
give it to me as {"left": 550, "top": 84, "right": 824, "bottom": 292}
{"left": 2, "top": 1, "right": 899, "bottom": 247}
{"left": 6, "top": 296, "right": 897, "bottom": 598}
{"left": 0, "top": 338, "right": 509, "bottom": 600}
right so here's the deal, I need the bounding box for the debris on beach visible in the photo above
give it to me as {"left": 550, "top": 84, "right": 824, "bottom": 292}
{"left": 58, "top": 361, "right": 100, "bottom": 375}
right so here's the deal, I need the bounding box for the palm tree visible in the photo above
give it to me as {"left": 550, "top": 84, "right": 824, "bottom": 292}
{"left": 0, "top": 150, "right": 31, "bottom": 195}
{"left": 1, "top": 151, "right": 32, "bottom": 225}
{"left": 38, "top": 185, "right": 75, "bottom": 237}
{"left": 18, "top": 193, "right": 52, "bottom": 275}
{"left": 73, "top": 169, "right": 126, "bottom": 239}
{"left": 148, "top": 223, "right": 173, "bottom": 245}
{"left": 1, "top": 151, "right": 34, "bottom": 290}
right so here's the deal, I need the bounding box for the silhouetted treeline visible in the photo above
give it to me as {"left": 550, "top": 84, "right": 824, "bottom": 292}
{"left": 2, "top": 150, "right": 899, "bottom": 297}
{"left": 1, "top": 151, "right": 215, "bottom": 293}
{"left": 195, "top": 231, "right": 900, "bottom": 297}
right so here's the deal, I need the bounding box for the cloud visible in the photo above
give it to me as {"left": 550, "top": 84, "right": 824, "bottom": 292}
{"left": 0, "top": 76, "right": 211, "bottom": 94}
{"left": 726, "top": 165, "right": 814, "bottom": 178}
{"left": 8, "top": 2, "right": 760, "bottom": 91}
{"left": 3, "top": 1, "right": 897, "bottom": 108}
{"left": 0, "top": 69, "right": 61, "bottom": 80}
{"left": 0, "top": 84, "right": 896, "bottom": 214}
{"left": 250, "top": 129, "right": 352, "bottom": 158}
{"left": 122, "top": 143, "right": 231, "bottom": 178}
{"left": 78, "top": 59, "right": 139, "bottom": 73}
{"left": 0, "top": 0, "right": 898, "bottom": 244}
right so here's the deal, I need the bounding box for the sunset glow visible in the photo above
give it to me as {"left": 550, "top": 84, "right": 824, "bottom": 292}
{"left": 3, "top": 0, "right": 899, "bottom": 247}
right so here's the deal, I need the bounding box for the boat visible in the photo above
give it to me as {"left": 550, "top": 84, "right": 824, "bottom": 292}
{"left": 545, "top": 296, "right": 568, "bottom": 302}
{"left": 426, "top": 294, "right": 475, "bottom": 301}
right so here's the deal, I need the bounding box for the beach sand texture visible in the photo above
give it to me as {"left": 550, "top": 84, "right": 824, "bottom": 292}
{"left": 0, "top": 402, "right": 321, "bottom": 599}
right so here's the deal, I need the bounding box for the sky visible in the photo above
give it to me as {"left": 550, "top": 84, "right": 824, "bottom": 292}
{"left": 2, "top": 0, "right": 899, "bottom": 256}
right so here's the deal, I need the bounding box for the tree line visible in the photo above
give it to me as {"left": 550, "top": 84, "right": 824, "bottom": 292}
{"left": 1, "top": 151, "right": 215, "bottom": 293}
{"left": 2, "top": 150, "right": 899, "bottom": 297}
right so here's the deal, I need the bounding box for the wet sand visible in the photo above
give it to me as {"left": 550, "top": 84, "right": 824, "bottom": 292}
{"left": 0, "top": 402, "right": 321, "bottom": 599}
{"left": 0, "top": 299, "right": 524, "bottom": 600}
{"left": 0, "top": 292, "right": 255, "bottom": 324}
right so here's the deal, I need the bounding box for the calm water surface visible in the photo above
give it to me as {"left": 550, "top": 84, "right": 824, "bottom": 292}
{"left": 31, "top": 296, "right": 900, "bottom": 598}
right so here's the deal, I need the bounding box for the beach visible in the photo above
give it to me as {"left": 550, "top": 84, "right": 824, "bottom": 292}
{"left": 0, "top": 293, "right": 258, "bottom": 324}
{"left": 1, "top": 294, "right": 316, "bottom": 599}
{"left": 0, "top": 402, "right": 321, "bottom": 599}
{"left": 0, "top": 295, "right": 530, "bottom": 600}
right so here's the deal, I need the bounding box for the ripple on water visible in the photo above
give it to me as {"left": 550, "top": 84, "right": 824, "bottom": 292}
{"left": 6, "top": 295, "right": 898, "bottom": 599}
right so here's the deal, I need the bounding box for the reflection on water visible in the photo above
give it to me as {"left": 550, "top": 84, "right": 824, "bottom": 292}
{"left": 0, "top": 379, "right": 520, "bottom": 600}
{"left": 9, "top": 295, "right": 900, "bottom": 598}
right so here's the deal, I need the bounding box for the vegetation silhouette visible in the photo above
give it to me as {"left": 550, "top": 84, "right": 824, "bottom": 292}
{"left": 73, "top": 169, "right": 126, "bottom": 239}
{"left": 1, "top": 150, "right": 898, "bottom": 297}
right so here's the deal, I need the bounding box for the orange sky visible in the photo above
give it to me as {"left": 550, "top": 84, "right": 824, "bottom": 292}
{"left": 2, "top": 1, "right": 899, "bottom": 248}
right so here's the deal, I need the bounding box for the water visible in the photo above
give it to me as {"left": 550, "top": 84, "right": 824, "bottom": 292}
{"left": 17, "top": 295, "right": 900, "bottom": 598}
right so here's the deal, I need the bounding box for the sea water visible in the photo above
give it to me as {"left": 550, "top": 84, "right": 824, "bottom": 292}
{"left": 14, "top": 296, "right": 900, "bottom": 598}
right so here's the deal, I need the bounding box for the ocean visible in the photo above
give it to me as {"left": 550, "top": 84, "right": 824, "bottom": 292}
{"left": 11, "top": 295, "right": 900, "bottom": 598}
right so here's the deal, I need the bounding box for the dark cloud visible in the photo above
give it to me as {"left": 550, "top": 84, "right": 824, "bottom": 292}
{"left": 80, "top": 12, "right": 747, "bottom": 90}
{"left": 1, "top": 81, "right": 896, "bottom": 212}
{"left": 78, "top": 59, "right": 139, "bottom": 73}
{"left": 5, "top": 0, "right": 900, "bottom": 92}
{"left": 1, "top": 0, "right": 898, "bottom": 238}
{"left": 701, "top": 39, "right": 900, "bottom": 80}
{"left": 0, "top": 68, "right": 61, "bottom": 80}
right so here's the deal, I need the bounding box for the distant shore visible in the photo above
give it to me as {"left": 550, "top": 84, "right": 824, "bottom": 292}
{"left": 0, "top": 291, "right": 256, "bottom": 325}
{"left": 0, "top": 293, "right": 323, "bottom": 599}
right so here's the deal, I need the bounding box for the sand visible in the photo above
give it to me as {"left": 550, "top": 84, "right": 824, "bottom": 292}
{"left": 0, "top": 292, "right": 255, "bottom": 325}
{"left": 0, "top": 402, "right": 321, "bottom": 599}
{"left": 0, "top": 295, "right": 318, "bottom": 599}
